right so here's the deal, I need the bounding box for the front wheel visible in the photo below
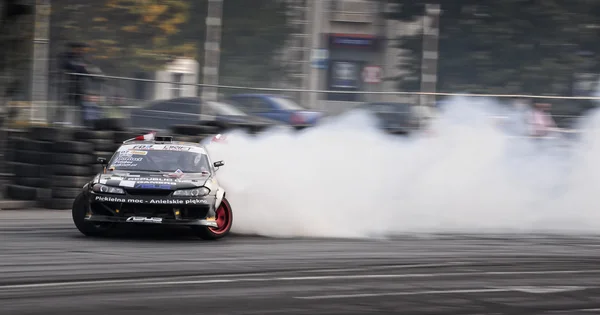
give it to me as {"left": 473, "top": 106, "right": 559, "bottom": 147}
{"left": 192, "top": 198, "right": 233, "bottom": 240}
{"left": 72, "top": 192, "right": 115, "bottom": 237}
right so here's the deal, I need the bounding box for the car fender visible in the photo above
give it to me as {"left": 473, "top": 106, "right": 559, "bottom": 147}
{"left": 215, "top": 186, "right": 225, "bottom": 209}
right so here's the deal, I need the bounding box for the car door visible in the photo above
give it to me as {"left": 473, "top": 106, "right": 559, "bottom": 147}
{"left": 246, "top": 97, "right": 281, "bottom": 122}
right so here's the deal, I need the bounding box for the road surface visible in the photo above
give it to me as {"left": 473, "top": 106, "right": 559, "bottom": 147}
{"left": 2, "top": 210, "right": 600, "bottom": 314}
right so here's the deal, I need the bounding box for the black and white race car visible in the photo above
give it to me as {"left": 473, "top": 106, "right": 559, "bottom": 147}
{"left": 71, "top": 132, "right": 233, "bottom": 240}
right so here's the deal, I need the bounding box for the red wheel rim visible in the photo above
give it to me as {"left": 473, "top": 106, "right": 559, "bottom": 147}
{"left": 208, "top": 200, "right": 232, "bottom": 235}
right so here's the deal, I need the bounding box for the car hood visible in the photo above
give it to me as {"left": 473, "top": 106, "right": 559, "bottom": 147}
{"left": 93, "top": 170, "right": 211, "bottom": 190}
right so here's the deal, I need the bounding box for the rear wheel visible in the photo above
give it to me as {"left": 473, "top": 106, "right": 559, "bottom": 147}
{"left": 192, "top": 198, "right": 233, "bottom": 240}
{"left": 72, "top": 192, "right": 115, "bottom": 237}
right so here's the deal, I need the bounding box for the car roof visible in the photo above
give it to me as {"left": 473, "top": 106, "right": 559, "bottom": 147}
{"left": 117, "top": 140, "right": 208, "bottom": 154}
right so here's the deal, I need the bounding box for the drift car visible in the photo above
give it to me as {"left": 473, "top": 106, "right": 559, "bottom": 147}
{"left": 71, "top": 132, "right": 233, "bottom": 240}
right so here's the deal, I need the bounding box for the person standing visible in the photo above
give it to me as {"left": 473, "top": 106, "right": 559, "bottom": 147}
{"left": 55, "top": 42, "right": 103, "bottom": 126}
{"left": 528, "top": 101, "right": 557, "bottom": 138}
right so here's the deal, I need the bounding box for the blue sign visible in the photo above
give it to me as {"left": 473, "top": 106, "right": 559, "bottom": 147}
{"left": 329, "top": 34, "right": 378, "bottom": 48}
{"left": 330, "top": 61, "right": 358, "bottom": 88}
{"left": 311, "top": 49, "right": 329, "bottom": 69}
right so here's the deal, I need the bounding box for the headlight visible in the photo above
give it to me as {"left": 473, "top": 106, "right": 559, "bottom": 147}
{"left": 173, "top": 187, "right": 210, "bottom": 197}
{"left": 92, "top": 184, "right": 125, "bottom": 194}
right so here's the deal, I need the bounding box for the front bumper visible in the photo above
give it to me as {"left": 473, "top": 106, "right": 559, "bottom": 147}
{"left": 85, "top": 214, "right": 218, "bottom": 227}
{"left": 85, "top": 192, "right": 218, "bottom": 227}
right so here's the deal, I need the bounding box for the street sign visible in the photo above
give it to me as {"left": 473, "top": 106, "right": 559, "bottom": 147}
{"left": 362, "top": 66, "right": 382, "bottom": 83}
{"left": 311, "top": 49, "right": 329, "bottom": 69}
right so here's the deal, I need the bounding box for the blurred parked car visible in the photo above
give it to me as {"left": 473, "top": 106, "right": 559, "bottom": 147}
{"left": 353, "top": 102, "right": 418, "bottom": 135}
{"left": 129, "top": 97, "right": 281, "bottom": 131}
{"left": 225, "top": 94, "right": 323, "bottom": 127}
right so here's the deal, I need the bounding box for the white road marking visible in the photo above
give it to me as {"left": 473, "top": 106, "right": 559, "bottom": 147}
{"left": 294, "top": 288, "right": 512, "bottom": 300}
{"left": 296, "top": 262, "right": 472, "bottom": 273}
{"left": 1, "top": 269, "right": 599, "bottom": 290}
{"left": 492, "top": 286, "right": 586, "bottom": 294}
{"left": 295, "top": 285, "right": 593, "bottom": 300}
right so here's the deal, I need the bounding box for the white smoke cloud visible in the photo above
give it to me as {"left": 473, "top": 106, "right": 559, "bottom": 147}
{"left": 205, "top": 96, "right": 600, "bottom": 238}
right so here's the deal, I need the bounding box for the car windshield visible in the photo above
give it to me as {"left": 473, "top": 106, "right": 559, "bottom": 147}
{"left": 271, "top": 97, "right": 305, "bottom": 110}
{"left": 208, "top": 101, "right": 247, "bottom": 116}
{"left": 108, "top": 146, "right": 211, "bottom": 174}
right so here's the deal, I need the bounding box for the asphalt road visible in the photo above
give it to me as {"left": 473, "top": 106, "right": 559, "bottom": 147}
{"left": 3, "top": 210, "right": 600, "bottom": 314}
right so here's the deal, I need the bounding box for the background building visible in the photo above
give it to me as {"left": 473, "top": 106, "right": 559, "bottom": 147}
{"left": 278, "top": 0, "right": 438, "bottom": 120}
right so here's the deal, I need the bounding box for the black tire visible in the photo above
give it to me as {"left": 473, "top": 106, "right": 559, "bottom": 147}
{"left": 52, "top": 187, "right": 81, "bottom": 199}
{"left": 95, "top": 151, "right": 115, "bottom": 161}
{"left": 71, "top": 192, "right": 115, "bottom": 236}
{"left": 93, "top": 118, "right": 128, "bottom": 131}
{"left": 10, "top": 162, "right": 41, "bottom": 178}
{"left": 90, "top": 139, "right": 115, "bottom": 152}
{"left": 50, "top": 153, "right": 95, "bottom": 166}
{"left": 14, "top": 150, "right": 49, "bottom": 165}
{"left": 91, "top": 164, "right": 104, "bottom": 175}
{"left": 113, "top": 131, "right": 135, "bottom": 143}
{"left": 14, "top": 177, "right": 49, "bottom": 188}
{"left": 16, "top": 139, "right": 53, "bottom": 152}
{"left": 51, "top": 175, "right": 91, "bottom": 188}
{"left": 192, "top": 198, "right": 233, "bottom": 240}
{"left": 53, "top": 141, "right": 95, "bottom": 154}
{"left": 73, "top": 129, "right": 114, "bottom": 141}
{"left": 6, "top": 184, "right": 37, "bottom": 200}
{"left": 51, "top": 164, "right": 94, "bottom": 176}
{"left": 29, "top": 126, "right": 73, "bottom": 142}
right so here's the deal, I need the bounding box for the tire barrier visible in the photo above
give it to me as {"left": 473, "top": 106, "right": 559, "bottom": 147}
{"left": 0, "top": 121, "right": 269, "bottom": 210}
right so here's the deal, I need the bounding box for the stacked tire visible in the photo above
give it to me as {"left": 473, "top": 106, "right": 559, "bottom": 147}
{"left": 74, "top": 129, "right": 119, "bottom": 176}
{"left": 5, "top": 127, "right": 73, "bottom": 204}
{"left": 41, "top": 129, "right": 98, "bottom": 209}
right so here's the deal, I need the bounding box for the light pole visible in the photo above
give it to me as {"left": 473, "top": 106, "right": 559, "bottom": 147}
{"left": 307, "top": 0, "right": 324, "bottom": 110}
{"left": 30, "top": 0, "right": 51, "bottom": 124}
{"left": 419, "top": 3, "right": 440, "bottom": 110}
{"left": 201, "top": 0, "right": 223, "bottom": 105}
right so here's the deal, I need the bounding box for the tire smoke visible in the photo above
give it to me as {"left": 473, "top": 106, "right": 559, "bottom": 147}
{"left": 206, "top": 97, "right": 600, "bottom": 238}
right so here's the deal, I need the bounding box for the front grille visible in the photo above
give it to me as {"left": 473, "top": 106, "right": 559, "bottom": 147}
{"left": 92, "top": 203, "right": 210, "bottom": 220}
{"left": 125, "top": 189, "right": 173, "bottom": 197}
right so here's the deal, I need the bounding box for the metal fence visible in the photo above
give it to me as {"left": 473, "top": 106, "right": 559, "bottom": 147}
{"left": 44, "top": 72, "right": 591, "bottom": 131}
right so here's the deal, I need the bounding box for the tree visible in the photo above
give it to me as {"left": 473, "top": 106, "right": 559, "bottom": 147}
{"left": 51, "top": 0, "right": 195, "bottom": 75}
{"left": 386, "top": 0, "right": 600, "bottom": 115}
{"left": 219, "top": 0, "right": 292, "bottom": 89}
{"left": 51, "top": 0, "right": 292, "bottom": 89}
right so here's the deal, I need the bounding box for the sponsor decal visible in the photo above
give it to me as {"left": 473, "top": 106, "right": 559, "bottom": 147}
{"left": 185, "top": 199, "right": 209, "bottom": 205}
{"left": 135, "top": 183, "right": 172, "bottom": 189}
{"left": 163, "top": 145, "right": 192, "bottom": 151}
{"left": 126, "top": 216, "right": 163, "bottom": 223}
{"left": 149, "top": 199, "right": 185, "bottom": 204}
{"left": 131, "top": 145, "right": 153, "bottom": 150}
{"left": 111, "top": 155, "right": 143, "bottom": 168}
{"left": 129, "top": 150, "right": 148, "bottom": 155}
{"left": 94, "top": 196, "right": 144, "bottom": 203}
{"left": 118, "top": 180, "right": 136, "bottom": 188}
{"left": 147, "top": 198, "right": 208, "bottom": 205}
{"left": 138, "top": 177, "right": 177, "bottom": 182}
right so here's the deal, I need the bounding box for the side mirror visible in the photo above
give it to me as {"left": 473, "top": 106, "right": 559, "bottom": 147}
{"left": 213, "top": 160, "right": 224, "bottom": 168}
{"left": 97, "top": 157, "right": 107, "bottom": 165}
